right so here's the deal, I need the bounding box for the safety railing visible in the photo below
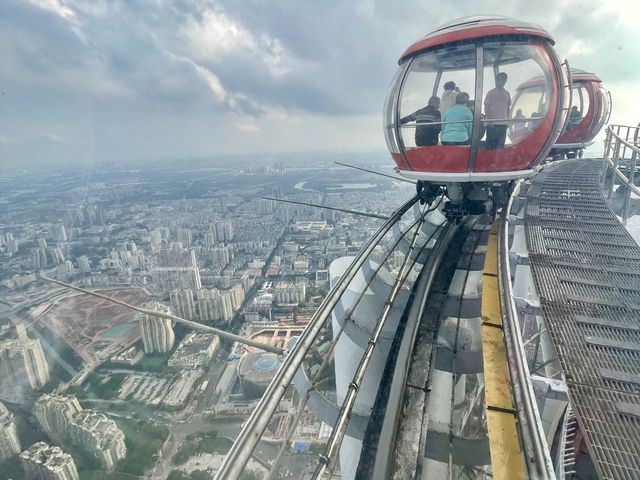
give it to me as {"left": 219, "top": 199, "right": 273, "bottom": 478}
{"left": 603, "top": 124, "right": 640, "bottom": 224}
{"left": 215, "top": 195, "right": 450, "bottom": 479}
{"left": 499, "top": 182, "right": 556, "bottom": 479}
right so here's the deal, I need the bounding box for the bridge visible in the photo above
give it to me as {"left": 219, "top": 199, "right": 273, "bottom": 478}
{"left": 213, "top": 124, "right": 640, "bottom": 479}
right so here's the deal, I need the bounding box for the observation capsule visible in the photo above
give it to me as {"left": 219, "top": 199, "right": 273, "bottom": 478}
{"left": 384, "top": 16, "right": 570, "bottom": 190}
{"left": 550, "top": 68, "right": 612, "bottom": 158}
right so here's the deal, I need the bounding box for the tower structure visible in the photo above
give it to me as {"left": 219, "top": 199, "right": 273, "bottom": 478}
{"left": 0, "top": 401, "right": 21, "bottom": 462}
{"left": 34, "top": 394, "right": 82, "bottom": 441}
{"left": 170, "top": 289, "right": 197, "bottom": 320}
{"left": 139, "top": 301, "right": 175, "bottom": 353}
{"left": 20, "top": 442, "right": 79, "bottom": 480}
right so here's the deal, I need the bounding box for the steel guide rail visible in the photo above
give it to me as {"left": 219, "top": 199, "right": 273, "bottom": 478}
{"left": 498, "top": 188, "right": 556, "bottom": 479}
{"left": 264, "top": 200, "right": 445, "bottom": 479}
{"left": 311, "top": 205, "right": 432, "bottom": 479}
{"left": 215, "top": 195, "right": 421, "bottom": 479}
{"left": 360, "top": 221, "right": 458, "bottom": 479}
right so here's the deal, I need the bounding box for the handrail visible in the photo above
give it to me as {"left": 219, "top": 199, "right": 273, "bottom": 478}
{"left": 311, "top": 206, "right": 432, "bottom": 479}
{"left": 498, "top": 182, "right": 556, "bottom": 479}
{"left": 604, "top": 125, "right": 640, "bottom": 224}
{"left": 608, "top": 124, "right": 640, "bottom": 156}
{"left": 214, "top": 195, "right": 420, "bottom": 479}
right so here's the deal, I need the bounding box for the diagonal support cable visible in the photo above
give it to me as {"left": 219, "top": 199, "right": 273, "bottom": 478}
{"left": 261, "top": 197, "right": 389, "bottom": 220}
{"left": 334, "top": 161, "right": 416, "bottom": 184}
{"left": 40, "top": 276, "right": 283, "bottom": 355}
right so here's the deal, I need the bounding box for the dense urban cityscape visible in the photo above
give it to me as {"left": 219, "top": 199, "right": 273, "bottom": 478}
{"left": 0, "top": 154, "right": 412, "bottom": 479}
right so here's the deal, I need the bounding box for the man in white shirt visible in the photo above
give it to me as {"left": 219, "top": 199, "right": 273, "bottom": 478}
{"left": 483, "top": 72, "right": 511, "bottom": 149}
{"left": 440, "top": 81, "right": 459, "bottom": 115}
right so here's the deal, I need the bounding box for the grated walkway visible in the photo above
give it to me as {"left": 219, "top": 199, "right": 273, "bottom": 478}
{"left": 525, "top": 158, "right": 640, "bottom": 480}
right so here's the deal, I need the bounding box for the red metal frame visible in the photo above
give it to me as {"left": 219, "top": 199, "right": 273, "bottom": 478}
{"left": 401, "top": 23, "right": 553, "bottom": 63}
{"left": 391, "top": 43, "right": 560, "bottom": 174}
{"left": 556, "top": 82, "right": 598, "bottom": 144}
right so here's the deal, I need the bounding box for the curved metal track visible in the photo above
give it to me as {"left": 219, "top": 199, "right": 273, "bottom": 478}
{"left": 215, "top": 195, "right": 422, "bottom": 479}
{"left": 359, "top": 214, "right": 502, "bottom": 479}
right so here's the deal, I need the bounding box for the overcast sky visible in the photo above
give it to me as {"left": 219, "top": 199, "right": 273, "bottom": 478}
{"left": 0, "top": 0, "right": 639, "bottom": 168}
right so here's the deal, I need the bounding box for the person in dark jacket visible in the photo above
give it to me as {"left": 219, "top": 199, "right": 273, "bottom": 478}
{"left": 400, "top": 96, "right": 442, "bottom": 147}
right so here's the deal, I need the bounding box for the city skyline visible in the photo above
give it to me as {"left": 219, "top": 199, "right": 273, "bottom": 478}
{"left": 0, "top": 158, "right": 409, "bottom": 478}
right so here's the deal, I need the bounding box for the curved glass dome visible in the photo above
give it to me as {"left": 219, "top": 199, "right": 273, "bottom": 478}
{"left": 384, "top": 17, "right": 569, "bottom": 182}
{"left": 553, "top": 69, "right": 611, "bottom": 148}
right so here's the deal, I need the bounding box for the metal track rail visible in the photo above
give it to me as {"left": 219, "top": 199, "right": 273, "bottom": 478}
{"left": 498, "top": 186, "right": 556, "bottom": 479}
{"left": 215, "top": 195, "right": 420, "bottom": 479}
{"left": 360, "top": 213, "right": 519, "bottom": 479}
{"left": 311, "top": 204, "right": 433, "bottom": 479}
{"left": 265, "top": 201, "right": 444, "bottom": 479}
{"left": 357, "top": 221, "right": 458, "bottom": 478}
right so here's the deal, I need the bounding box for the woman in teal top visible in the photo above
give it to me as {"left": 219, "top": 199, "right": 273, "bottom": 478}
{"left": 441, "top": 92, "right": 473, "bottom": 145}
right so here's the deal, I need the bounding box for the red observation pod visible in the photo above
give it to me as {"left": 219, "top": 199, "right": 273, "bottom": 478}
{"left": 384, "top": 16, "right": 570, "bottom": 184}
{"left": 551, "top": 68, "right": 612, "bottom": 158}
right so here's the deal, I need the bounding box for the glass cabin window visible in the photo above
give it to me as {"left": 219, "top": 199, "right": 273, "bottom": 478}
{"left": 398, "top": 43, "right": 477, "bottom": 149}
{"left": 567, "top": 84, "right": 590, "bottom": 130}
{"left": 482, "top": 42, "right": 553, "bottom": 148}
{"left": 587, "top": 85, "right": 610, "bottom": 140}
{"left": 383, "top": 63, "right": 409, "bottom": 155}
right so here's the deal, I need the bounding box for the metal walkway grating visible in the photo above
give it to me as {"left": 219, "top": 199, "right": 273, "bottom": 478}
{"left": 525, "top": 159, "right": 640, "bottom": 480}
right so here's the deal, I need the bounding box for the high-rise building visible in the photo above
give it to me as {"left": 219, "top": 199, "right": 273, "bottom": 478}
{"left": 0, "top": 325, "right": 50, "bottom": 390}
{"left": 176, "top": 228, "right": 193, "bottom": 247}
{"left": 210, "top": 246, "right": 232, "bottom": 267}
{"left": 256, "top": 198, "right": 275, "bottom": 215}
{"left": 156, "top": 248, "right": 196, "bottom": 268}
{"left": 203, "top": 231, "right": 216, "bottom": 247}
{"left": 0, "top": 401, "right": 21, "bottom": 462}
{"left": 220, "top": 292, "right": 233, "bottom": 321}
{"left": 69, "top": 410, "right": 126, "bottom": 470}
{"left": 20, "top": 442, "right": 79, "bottom": 480}
{"left": 0, "top": 232, "right": 14, "bottom": 246}
{"left": 196, "top": 289, "right": 233, "bottom": 323}
{"left": 50, "top": 224, "right": 67, "bottom": 243}
{"left": 32, "top": 248, "right": 48, "bottom": 270}
{"left": 229, "top": 284, "right": 245, "bottom": 310}
{"left": 16, "top": 324, "right": 49, "bottom": 388}
{"left": 139, "top": 301, "right": 175, "bottom": 353}
{"left": 274, "top": 281, "right": 307, "bottom": 304}
{"left": 170, "top": 289, "right": 197, "bottom": 320}
{"left": 215, "top": 220, "right": 234, "bottom": 243}
{"left": 34, "top": 394, "right": 82, "bottom": 441}
{"left": 34, "top": 395, "right": 126, "bottom": 471}
{"left": 77, "top": 256, "right": 91, "bottom": 273}
{"left": 6, "top": 238, "right": 19, "bottom": 254}
{"left": 50, "top": 247, "right": 65, "bottom": 265}
{"left": 151, "top": 266, "right": 201, "bottom": 294}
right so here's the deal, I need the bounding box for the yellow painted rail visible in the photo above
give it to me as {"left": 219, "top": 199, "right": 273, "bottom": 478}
{"left": 481, "top": 221, "right": 526, "bottom": 480}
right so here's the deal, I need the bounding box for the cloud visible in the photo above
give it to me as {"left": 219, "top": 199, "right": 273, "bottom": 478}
{"left": 26, "top": 0, "right": 75, "bottom": 20}
{"left": 0, "top": 135, "right": 7, "bottom": 145}
{"left": 235, "top": 122, "right": 261, "bottom": 133}
{"left": 41, "top": 133, "right": 66, "bottom": 143}
{"left": 1, "top": 0, "right": 639, "bottom": 165}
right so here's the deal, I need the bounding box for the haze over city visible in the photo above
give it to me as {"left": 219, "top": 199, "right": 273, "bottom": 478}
{"left": 1, "top": 3, "right": 640, "bottom": 480}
